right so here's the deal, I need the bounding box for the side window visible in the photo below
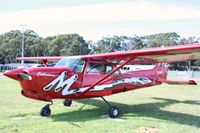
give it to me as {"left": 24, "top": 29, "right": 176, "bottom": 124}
{"left": 113, "top": 66, "right": 120, "bottom": 75}
{"left": 106, "top": 65, "right": 112, "bottom": 73}
{"left": 86, "top": 63, "right": 105, "bottom": 74}
{"left": 86, "top": 63, "right": 117, "bottom": 75}
{"left": 114, "top": 70, "right": 120, "bottom": 76}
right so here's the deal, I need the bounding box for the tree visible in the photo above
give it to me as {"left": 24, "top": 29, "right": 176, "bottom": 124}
{"left": 141, "top": 32, "right": 180, "bottom": 48}
{"left": 93, "top": 35, "right": 144, "bottom": 54}
{"left": 49, "top": 34, "right": 90, "bottom": 56}
{"left": 0, "top": 30, "right": 47, "bottom": 63}
{"left": 127, "top": 35, "right": 144, "bottom": 50}
{"left": 42, "top": 36, "right": 56, "bottom": 56}
{"left": 111, "top": 35, "right": 129, "bottom": 51}
{"left": 0, "top": 30, "right": 22, "bottom": 63}
{"left": 26, "top": 36, "right": 47, "bottom": 57}
{"left": 92, "top": 36, "right": 112, "bottom": 54}
{"left": 178, "top": 37, "right": 200, "bottom": 70}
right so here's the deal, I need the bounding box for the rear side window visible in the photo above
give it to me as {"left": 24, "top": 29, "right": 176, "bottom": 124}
{"left": 86, "top": 63, "right": 113, "bottom": 75}
{"left": 86, "top": 63, "right": 105, "bottom": 73}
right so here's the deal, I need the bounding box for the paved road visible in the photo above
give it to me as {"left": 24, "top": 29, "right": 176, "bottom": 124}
{"left": 0, "top": 73, "right": 6, "bottom": 78}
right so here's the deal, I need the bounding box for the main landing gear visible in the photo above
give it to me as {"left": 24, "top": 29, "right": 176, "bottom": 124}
{"left": 40, "top": 98, "right": 119, "bottom": 118}
{"left": 101, "top": 97, "right": 119, "bottom": 118}
{"left": 40, "top": 101, "right": 53, "bottom": 116}
{"left": 63, "top": 99, "right": 72, "bottom": 106}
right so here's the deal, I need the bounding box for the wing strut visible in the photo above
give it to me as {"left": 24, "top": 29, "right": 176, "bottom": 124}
{"left": 42, "top": 60, "right": 48, "bottom": 67}
{"left": 76, "top": 56, "right": 135, "bottom": 97}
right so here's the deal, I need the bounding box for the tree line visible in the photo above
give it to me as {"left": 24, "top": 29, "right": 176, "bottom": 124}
{"left": 0, "top": 30, "right": 199, "bottom": 70}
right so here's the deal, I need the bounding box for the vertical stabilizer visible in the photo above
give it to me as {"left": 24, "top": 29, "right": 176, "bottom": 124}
{"left": 153, "top": 63, "right": 170, "bottom": 79}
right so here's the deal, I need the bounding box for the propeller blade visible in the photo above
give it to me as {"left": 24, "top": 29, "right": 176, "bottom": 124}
{"left": 17, "top": 73, "right": 32, "bottom": 80}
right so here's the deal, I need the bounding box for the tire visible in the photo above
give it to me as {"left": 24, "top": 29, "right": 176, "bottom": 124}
{"left": 108, "top": 106, "right": 119, "bottom": 118}
{"left": 63, "top": 99, "right": 72, "bottom": 106}
{"left": 40, "top": 106, "right": 51, "bottom": 116}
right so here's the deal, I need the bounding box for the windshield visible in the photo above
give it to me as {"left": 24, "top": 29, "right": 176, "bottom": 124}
{"left": 55, "top": 56, "right": 85, "bottom": 72}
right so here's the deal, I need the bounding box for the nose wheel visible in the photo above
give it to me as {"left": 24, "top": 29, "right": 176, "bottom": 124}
{"left": 40, "top": 101, "right": 53, "bottom": 116}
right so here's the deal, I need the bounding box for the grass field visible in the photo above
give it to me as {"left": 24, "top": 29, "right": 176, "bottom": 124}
{"left": 1, "top": 78, "right": 200, "bottom": 133}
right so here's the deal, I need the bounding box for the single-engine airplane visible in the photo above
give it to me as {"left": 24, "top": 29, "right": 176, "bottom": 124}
{"left": 4, "top": 44, "right": 200, "bottom": 118}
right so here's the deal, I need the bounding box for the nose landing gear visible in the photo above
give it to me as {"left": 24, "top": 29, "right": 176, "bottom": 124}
{"left": 40, "top": 101, "right": 53, "bottom": 116}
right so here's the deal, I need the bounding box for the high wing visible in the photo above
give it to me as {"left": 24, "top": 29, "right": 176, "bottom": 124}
{"left": 16, "top": 44, "right": 200, "bottom": 64}
{"left": 76, "top": 44, "right": 200, "bottom": 96}
{"left": 81, "top": 43, "right": 200, "bottom": 64}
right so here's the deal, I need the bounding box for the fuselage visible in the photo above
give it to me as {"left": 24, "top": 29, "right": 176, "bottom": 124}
{"left": 4, "top": 56, "right": 167, "bottom": 101}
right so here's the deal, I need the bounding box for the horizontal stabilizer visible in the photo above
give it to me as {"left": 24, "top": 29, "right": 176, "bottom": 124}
{"left": 157, "top": 79, "right": 197, "bottom": 85}
{"left": 17, "top": 57, "right": 62, "bottom": 62}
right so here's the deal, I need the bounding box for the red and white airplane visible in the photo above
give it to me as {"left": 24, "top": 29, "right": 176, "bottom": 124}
{"left": 4, "top": 44, "right": 200, "bottom": 118}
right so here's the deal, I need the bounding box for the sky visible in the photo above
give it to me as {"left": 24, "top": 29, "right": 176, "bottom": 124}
{"left": 0, "top": 0, "right": 200, "bottom": 42}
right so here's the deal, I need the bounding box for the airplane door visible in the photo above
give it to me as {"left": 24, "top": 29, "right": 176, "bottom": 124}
{"left": 82, "top": 62, "right": 113, "bottom": 90}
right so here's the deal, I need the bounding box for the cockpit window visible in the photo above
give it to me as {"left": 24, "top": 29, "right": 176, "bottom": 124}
{"left": 55, "top": 56, "right": 85, "bottom": 72}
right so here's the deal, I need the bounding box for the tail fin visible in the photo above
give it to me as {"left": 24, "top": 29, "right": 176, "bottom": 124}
{"left": 153, "top": 63, "right": 170, "bottom": 79}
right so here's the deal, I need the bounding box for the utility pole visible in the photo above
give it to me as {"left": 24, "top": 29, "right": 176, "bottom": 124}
{"left": 20, "top": 25, "right": 26, "bottom": 66}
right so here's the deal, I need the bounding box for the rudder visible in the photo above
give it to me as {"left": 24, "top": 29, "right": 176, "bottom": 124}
{"left": 153, "top": 63, "right": 170, "bottom": 79}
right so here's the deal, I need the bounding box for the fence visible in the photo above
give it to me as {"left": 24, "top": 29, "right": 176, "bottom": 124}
{"left": 0, "top": 63, "right": 34, "bottom": 71}
{"left": 167, "top": 70, "right": 200, "bottom": 78}
{"left": 0, "top": 66, "right": 19, "bottom": 71}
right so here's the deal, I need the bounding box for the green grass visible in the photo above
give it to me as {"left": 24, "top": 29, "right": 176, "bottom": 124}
{"left": 1, "top": 78, "right": 200, "bottom": 133}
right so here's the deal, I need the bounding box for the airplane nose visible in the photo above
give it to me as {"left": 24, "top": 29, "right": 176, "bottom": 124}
{"left": 3, "top": 68, "right": 25, "bottom": 81}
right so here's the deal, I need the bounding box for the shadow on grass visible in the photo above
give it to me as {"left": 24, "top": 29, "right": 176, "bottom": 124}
{"left": 50, "top": 97, "right": 200, "bottom": 127}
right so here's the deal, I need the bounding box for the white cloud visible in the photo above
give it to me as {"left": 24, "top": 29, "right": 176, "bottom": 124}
{"left": 1, "top": 1, "right": 200, "bottom": 24}
{"left": 0, "top": 1, "right": 200, "bottom": 42}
